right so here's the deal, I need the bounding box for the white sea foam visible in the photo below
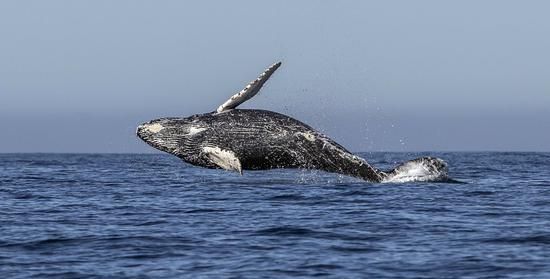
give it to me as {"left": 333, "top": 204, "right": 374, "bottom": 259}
{"left": 382, "top": 157, "right": 449, "bottom": 183}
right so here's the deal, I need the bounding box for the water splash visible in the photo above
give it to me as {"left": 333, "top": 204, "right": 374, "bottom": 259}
{"left": 382, "top": 157, "right": 450, "bottom": 183}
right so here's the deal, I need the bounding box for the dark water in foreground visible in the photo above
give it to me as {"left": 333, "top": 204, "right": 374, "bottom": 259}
{"left": 1, "top": 152, "right": 549, "bottom": 278}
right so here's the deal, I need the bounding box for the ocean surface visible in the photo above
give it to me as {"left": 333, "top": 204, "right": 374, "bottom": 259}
{"left": 1, "top": 152, "right": 549, "bottom": 278}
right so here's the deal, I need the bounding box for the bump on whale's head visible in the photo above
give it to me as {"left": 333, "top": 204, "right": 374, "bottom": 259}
{"left": 136, "top": 115, "right": 208, "bottom": 154}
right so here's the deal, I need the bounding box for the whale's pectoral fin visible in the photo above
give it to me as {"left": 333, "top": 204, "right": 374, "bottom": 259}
{"left": 216, "top": 61, "right": 281, "bottom": 113}
{"left": 202, "top": 146, "right": 243, "bottom": 175}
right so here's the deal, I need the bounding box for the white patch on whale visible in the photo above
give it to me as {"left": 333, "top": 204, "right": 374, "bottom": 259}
{"left": 144, "top": 123, "right": 164, "bottom": 133}
{"left": 188, "top": 126, "right": 207, "bottom": 136}
{"left": 297, "top": 132, "right": 316, "bottom": 142}
{"left": 202, "top": 146, "right": 242, "bottom": 175}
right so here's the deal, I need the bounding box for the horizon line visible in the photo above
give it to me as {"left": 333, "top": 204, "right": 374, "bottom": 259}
{"left": 0, "top": 150, "right": 548, "bottom": 155}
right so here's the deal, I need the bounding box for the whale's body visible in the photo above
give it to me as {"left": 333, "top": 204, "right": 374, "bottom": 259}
{"left": 137, "top": 62, "right": 449, "bottom": 182}
{"left": 138, "top": 109, "right": 388, "bottom": 182}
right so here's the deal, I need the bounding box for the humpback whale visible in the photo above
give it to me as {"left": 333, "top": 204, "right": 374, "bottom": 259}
{"left": 137, "top": 62, "right": 449, "bottom": 183}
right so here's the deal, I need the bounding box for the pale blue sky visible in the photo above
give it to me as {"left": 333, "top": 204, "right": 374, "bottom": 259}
{"left": 1, "top": 1, "right": 549, "bottom": 152}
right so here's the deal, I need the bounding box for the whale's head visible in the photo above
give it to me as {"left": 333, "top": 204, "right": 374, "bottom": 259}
{"left": 136, "top": 115, "right": 209, "bottom": 155}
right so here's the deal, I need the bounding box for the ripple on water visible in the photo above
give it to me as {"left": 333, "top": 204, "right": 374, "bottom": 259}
{"left": 484, "top": 235, "right": 550, "bottom": 246}
{"left": 253, "top": 226, "right": 320, "bottom": 237}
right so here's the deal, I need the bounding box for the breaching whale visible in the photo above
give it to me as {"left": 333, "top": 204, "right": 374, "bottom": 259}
{"left": 137, "top": 62, "right": 449, "bottom": 183}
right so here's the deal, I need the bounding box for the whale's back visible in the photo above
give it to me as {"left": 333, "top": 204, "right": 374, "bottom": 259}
{"left": 195, "top": 110, "right": 351, "bottom": 168}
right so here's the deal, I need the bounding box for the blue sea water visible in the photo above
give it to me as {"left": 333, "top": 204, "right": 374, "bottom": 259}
{"left": 1, "top": 152, "right": 549, "bottom": 278}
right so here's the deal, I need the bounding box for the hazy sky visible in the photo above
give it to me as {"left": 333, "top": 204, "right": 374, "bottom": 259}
{"left": 1, "top": 1, "right": 549, "bottom": 153}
